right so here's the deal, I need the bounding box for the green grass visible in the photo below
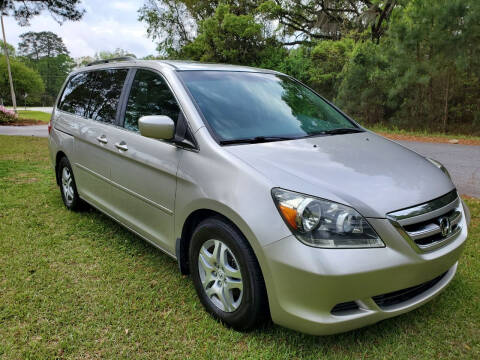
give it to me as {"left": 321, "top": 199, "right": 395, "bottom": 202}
{"left": 16, "top": 110, "right": 51, "bottom": 123}
{"left": 0, "top": 135, "right": 478, "bottom": 359}
{"left": 367, "top": 123, "right": 480, "bottom": 142}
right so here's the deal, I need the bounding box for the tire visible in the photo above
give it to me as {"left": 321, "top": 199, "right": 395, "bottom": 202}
{"left": 57, "top": 156, "right": 84, "bottom": 211}
{"left": 189, "top": 216, "right": 269, "bottom": 331}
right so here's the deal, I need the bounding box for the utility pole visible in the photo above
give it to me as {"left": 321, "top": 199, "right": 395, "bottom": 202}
{"left": 1, "top": 14, "right": 17, "bottom": 112}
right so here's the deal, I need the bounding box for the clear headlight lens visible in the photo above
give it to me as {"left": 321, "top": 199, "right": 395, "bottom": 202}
{"left": 272, "top": 188, "right": 384, "bottom": 248}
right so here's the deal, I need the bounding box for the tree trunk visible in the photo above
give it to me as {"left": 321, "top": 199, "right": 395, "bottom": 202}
{"left": 443, "top": 74, "right": 450, "bottom": 133}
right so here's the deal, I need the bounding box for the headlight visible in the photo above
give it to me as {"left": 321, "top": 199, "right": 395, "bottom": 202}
{"left": 272, "top": 188, "right": 384, "bottom": 248}
{"left": 426, "top": 158, "right": 452, "bottom": 181}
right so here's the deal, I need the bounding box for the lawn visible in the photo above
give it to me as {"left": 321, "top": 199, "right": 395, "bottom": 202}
{"left": 17, "top": 110, "right": 51, "bottom": 123}
{"left": 367, "top": 124, "right": 480, "bottom": 146}
{"left": 0, "top": 135, "right": 478, "bottom": 359}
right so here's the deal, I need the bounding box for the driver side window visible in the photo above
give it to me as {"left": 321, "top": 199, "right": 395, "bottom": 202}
{"left": 123, "top": 69, "right": 181, "bottom": 132}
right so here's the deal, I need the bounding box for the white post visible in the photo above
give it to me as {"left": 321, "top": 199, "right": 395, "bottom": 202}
{"left": 1, "top": 14, "right": 17, "bottom": 113}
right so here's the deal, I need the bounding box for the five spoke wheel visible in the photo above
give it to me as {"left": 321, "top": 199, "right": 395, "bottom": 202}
{"left": 198, "top": 239, "right": 243, "bottom": 312}
{"left": 61, "top": 167, "right": 74, "bottom": 206}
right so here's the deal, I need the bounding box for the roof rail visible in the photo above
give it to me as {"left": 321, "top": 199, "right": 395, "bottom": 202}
{"left": 86, "top": 56, "right": 136, "bottom": 66}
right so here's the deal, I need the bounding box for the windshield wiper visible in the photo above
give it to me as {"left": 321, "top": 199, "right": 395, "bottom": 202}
{"left": 321, "top": 128, "right": 364, "bottom": 135}
{"left": 219, "top": 136, "right": 294, "bottom": 145}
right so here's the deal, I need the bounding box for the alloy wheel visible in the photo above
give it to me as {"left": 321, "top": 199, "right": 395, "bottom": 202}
{"left": 197, "top": 239, "right": 243, "bottom": 312}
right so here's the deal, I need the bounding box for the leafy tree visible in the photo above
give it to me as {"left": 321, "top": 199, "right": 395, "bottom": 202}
{"left": 17, "top": 31, "right": 74, "bottom": 105}
{"left": 0, "top": 56, "right": 44, "bottom": 105}
{"left": 0, "top": 0, "right": 84, "bottom": 25}
{"left": 308, "top": 38, "right": 354, "bottom": 100}
{"left": 181, "top": 4, "right": 273, "bottom": 64}
{"left": 139, "top": 0, "right": 399, "bottom": 54}
{"left": 385, "top": 0, "right": 480, "bottom": 132}
{"left": 257, "top": 1, "right": 398, "bottom": 44}
{"left": 335, "top": 40, "right": 390, "bottom": 124}
{"left": 0, "top": 40, "right": 15, "bottom": 57}
{"left": 18, "top": 31, "right": 68, "bottom": 60}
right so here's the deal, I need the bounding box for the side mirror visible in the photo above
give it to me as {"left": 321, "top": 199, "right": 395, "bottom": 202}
{"left": 138, "top": 115, "right": 175, "bottom": 140}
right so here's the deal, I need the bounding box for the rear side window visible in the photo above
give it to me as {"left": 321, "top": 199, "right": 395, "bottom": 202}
{"left": 58, "top": 69, "right": 128, "bottom": 124}
{"left": 88, "top": 69, "right": 128, "bottom": 124}
{"left": 123, "top": 69, "right": 180, "bottom": 132}
{"left": 58, "top": 72, "right": 94, "bottom": 117}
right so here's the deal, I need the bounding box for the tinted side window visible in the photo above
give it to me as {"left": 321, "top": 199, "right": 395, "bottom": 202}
{"left": 87, "top": 69, "right": 128, "bottom": 124}
{"left": 58, "top": 72, "right": 94, "bottom": 117}
{"left": 123, "top": 69, "right": 180, "bottom": 132}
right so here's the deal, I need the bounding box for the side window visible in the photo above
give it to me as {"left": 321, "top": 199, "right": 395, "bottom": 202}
{"left": 87, "top": 69, "right": 128, "bottom": 124}
{"left": 58, "top": 72, "right": 94, "bottom": 117}
{"left": 123, "top": 69, "right": 180, "bottom": 132}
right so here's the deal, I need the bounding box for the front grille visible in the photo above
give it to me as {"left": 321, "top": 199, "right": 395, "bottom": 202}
{"left": 331, "top": 301, "right": 359, "bottom": 315}
{"left": 373, "top": 272, "right": 447, "bottom": 308}
{"left": 387, "top": 190, "right": 462, "bottom": 252}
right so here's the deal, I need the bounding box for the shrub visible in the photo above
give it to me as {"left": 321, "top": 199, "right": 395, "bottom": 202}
{"left": 0, "top": 105, "right": 17, "bottom": 124}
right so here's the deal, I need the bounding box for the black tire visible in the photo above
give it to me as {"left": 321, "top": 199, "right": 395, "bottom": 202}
{"left": 189, "top": 216, "right": 269, "bottom": 331}
{"left": 57, "top": 156, "right": 84, "bottom": 211}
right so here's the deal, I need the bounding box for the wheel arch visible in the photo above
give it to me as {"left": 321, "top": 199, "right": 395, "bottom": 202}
{"left": 175, "top": 203, "right": 264, "bottom": 278}
{"left": 55, "top": 151, "right": 68, "bottom": 185}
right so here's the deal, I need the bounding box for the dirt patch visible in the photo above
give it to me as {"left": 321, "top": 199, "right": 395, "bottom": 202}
{"left": 0, "top": 118, "right": 45, "bottom": 126}
{"left": 379, "top": 132, "right": 480, "bottom": 146}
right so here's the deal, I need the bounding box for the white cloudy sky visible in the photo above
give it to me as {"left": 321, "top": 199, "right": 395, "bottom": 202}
{"left": 2, "top": 0, "right": 157, "bottom": 58}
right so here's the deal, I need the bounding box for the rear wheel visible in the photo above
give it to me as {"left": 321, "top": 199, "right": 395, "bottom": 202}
{"left": 189, "top": 217, "right": 269, "bottom": 331}
{"left": 57, "top": 157, "right": 84, "bottom": 211}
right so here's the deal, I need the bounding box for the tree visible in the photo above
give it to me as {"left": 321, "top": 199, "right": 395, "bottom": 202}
{"left": 139, "top": 0, "right": 399, "bottom": 55}
{"left": 181, "top": 4, "right": 274, "bottom": 65}
{"left": 0, "top": 39, "right": 14, "bottom": 56}
{"left": 17, "top": 31, "right": 74, "bottom": 105}
{"left": 0, "top": 56, "right": 44, "bottom": 105}
{"left": 18, "top": 31, "right": 68, "bottom": 60}
{"left": 0, "top": 0, "right": 84, "bottom": 25}
{"left": 385, "top": 0, "right": 480, "bottom": 132}
{"left": 308, "top": 38, "right": 354, "bottom": 100}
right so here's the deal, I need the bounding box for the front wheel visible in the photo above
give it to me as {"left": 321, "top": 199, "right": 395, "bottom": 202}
{"left": 189, "top": 217, "right": 269, "bottom": 331}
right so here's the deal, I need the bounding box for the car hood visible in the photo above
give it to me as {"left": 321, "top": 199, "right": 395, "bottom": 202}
{"left": 224, "top": 132, "right": 455, "bottom": 218}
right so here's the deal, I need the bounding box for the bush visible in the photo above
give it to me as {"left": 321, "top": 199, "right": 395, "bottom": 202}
{"left": 0, "top": 105, "right": 18, "bottom": 124}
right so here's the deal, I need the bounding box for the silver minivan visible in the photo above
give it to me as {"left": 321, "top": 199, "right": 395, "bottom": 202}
{"left": 48, "top": 58, "right": 470, "bottom": 335}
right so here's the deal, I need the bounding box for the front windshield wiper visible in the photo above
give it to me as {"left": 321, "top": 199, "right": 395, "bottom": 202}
{"left": 321, "top": 127, "right": 364, "bottom": 135}
{"left": 219, "top": 136, "right": 295, "bottom": 145}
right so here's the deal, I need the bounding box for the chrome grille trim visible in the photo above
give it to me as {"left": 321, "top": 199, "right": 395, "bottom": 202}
{"left": 387, "top": 190, "right": 463, "bottom": 252}
{"left": 407, "top": 210, "right": 461, "bottom": 240}
{"left": 386, "top": 190, "right": 457, "bottom": 223}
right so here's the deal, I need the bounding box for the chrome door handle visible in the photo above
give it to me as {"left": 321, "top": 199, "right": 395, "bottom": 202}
{"left": 114, "top": 141, "right": 128, "bottom": 151}
{"left": 96, "top": 135, "right": 108, "bottom": 144}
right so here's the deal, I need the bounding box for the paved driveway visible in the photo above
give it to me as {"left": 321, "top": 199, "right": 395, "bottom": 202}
{"left": 397, "top": 141, "right": 479, "bottom": 198}
{"left": 5, "top": 106, "right": 53, "bottom": 113}
{"left": 0, "top": 127, "right": 478, "bottom": 197}
{"left": 0, "top": 125, "right": 48, "bottom": 138}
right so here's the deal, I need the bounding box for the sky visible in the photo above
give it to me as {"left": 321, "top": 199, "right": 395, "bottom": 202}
{"left": 2, "top": 0, "right": 158, "bottom": 59}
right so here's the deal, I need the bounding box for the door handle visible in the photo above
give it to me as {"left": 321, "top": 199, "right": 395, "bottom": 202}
{"left": 96, "top": 135, "right": 108, "bottom": 144}
{"left": 114, "top": 141, "right": 128, "bottom": 151}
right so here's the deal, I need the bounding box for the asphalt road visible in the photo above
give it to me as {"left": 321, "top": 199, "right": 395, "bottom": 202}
{"left": 397, "top": 140, "right": 479, "bottom": 198}
{"left": 0, "top": 125, "right": 48, "bottom": 138}
{"left": 0, "top": 127, "right": 478, "bottom": 197}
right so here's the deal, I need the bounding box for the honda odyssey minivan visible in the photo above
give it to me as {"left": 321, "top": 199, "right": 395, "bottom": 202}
{"left": 48, "top": 58, "right": 470, "bottom": 335}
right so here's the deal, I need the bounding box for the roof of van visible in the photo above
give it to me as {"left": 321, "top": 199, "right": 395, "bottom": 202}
{"left": 159, "top": 60, "right": 277, "bottom": 72}
{"left": 80, "top": 58, "right": 279, "bottom": 73}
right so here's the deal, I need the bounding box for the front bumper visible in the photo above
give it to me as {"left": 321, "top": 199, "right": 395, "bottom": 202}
{"left": 261, "top": 213, "right": 468, "bottom": 335}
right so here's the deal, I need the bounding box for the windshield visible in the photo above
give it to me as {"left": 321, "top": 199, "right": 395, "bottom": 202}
{"left": 178, "top": 71, "right": 360, "bottom": 143}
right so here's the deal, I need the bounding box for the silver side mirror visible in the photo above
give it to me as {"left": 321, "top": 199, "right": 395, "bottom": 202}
{"left": 138, "top": 115, "right": 175, "bottom": 140}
